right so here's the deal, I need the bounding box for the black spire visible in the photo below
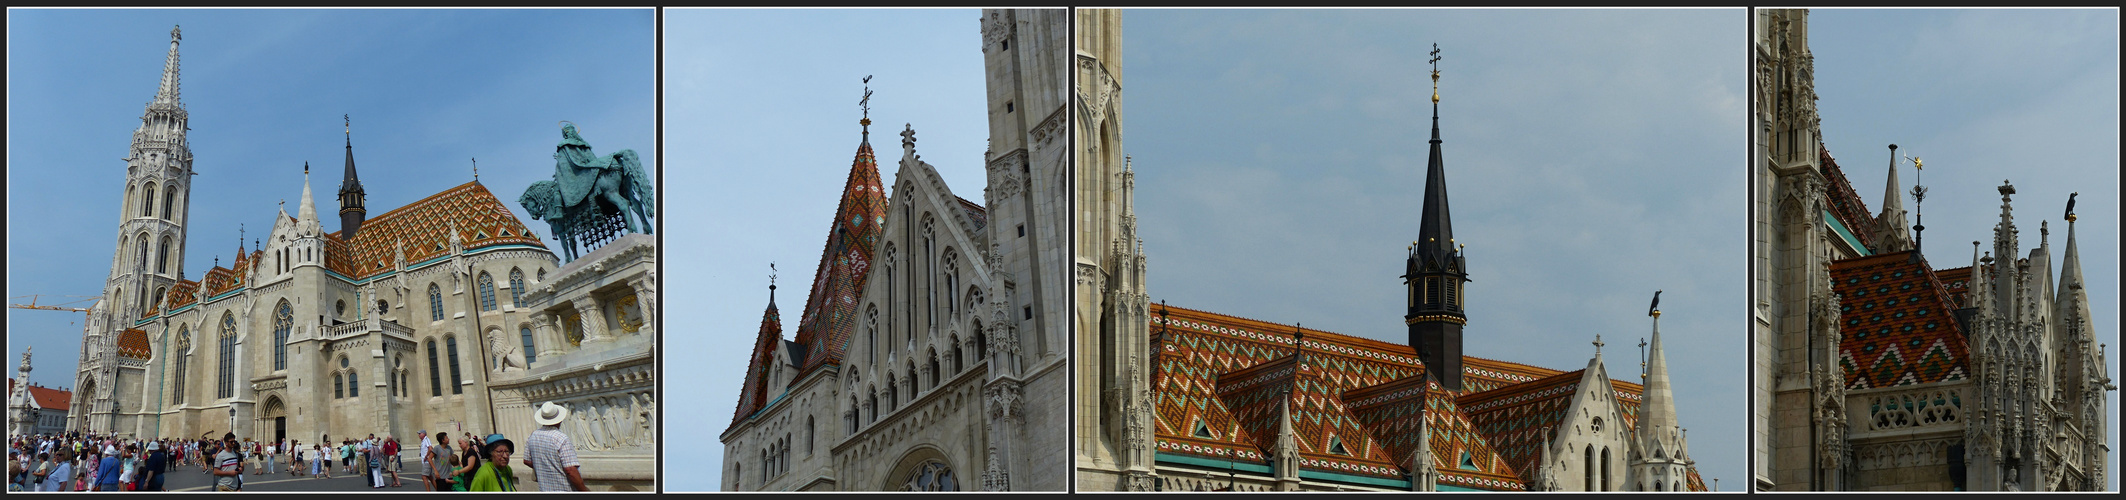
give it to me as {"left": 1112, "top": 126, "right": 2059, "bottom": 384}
{"left": 1406, "top": 43, "right": 1471, "bottom": 391}
{"left": 338, "top": 114, "right": 367, "bottom": 237}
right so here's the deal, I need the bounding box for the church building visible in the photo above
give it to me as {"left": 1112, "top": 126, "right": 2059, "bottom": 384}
{"left": 69, "top": 30, "right": 657, "bottom": 489}
{"left": 719, "top": 9, "right": 1070, "bottom": 491}
{"left": 1073, "top": 12, "right": 1704, "bottom": 492}
{"left": 1752, "top": 9, "right": 2110, "bottom": 492}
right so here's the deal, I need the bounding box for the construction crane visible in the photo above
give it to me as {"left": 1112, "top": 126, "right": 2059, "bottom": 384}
{"left": 8, "top": 294, "right": 99, "bottom": 326}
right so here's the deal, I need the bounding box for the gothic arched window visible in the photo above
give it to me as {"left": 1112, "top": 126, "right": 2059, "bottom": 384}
{"left": 445, "top": 335, "right": 464, "bottom": 394}
{"left": 426, "top": 339, "right": 443, "bottom": 397}
{"left": 509, "top": 268, "right": 526, "bottom": 308}
{"left": 901, "top": 460, "right": 958, "bottom": 491}
{"left": 173, "top": 325, "right": 191, "bottom": 405}
{"left": 334, "top": 373, "right": 344, "bottom": 399}
{"left": 273, "top": 300, "right": 292, "bottom": 370}
{"left": 943, "top": 251, "right": 958, "bottom": 317}
{"left": 162, "top": 187, "right": 177, "bottom": 223}
{"left": 143, "top": 183, "right": 157, "bottom": 217}
{"left": 478, "top": 272, "right": 497, "bottom": 311}
{"left": 348, "top": 370, "right": 359, "bottom": 398}
{"left": 429, "top": 284, "right": 445, "bottom": 321}
{"left": 521, "top": 326, "right": 537, "bottom": 364}
{"left": 1583, "top": 444, "right": 1594, "bottom": 491}
{"left": 217, "top": 313, "right": 236, "bottom": 399}
{"left": 157, "top": 237, "right": 172, "bottom": 274}
{"left": 866, "top": 307, "right": 880, "bottom": 362}
{"left": 1600, "top": 446, "right": 1612, "bottom": 491}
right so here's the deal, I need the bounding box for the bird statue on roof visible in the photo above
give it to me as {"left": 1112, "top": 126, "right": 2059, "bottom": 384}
{"left": 2065, "top": 192, "right": 2078, "bottom": 222}
{"left": 1648, "top": 290, "right": 1662, "bottom": 317}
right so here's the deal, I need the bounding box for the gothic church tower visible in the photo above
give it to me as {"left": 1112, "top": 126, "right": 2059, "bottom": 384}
{"left": 83, "top": 26, "right": 196, "bottom": 433}
{"left": 1073, "top": 9, "right": 1156, "bottom": 492}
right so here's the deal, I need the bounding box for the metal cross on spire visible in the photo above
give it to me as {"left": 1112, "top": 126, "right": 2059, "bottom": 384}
{"left": 1907, "top": 153, "right": 1927, "bottom": 249}
{"left": 1428, "top": 43, "right": 1442, "bottom": 104}
{"left": 860, "top": 75, "right": 874, "bottom": 120}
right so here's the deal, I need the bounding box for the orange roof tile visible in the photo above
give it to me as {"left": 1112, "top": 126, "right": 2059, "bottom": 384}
{"left": 327, "top": 181, "right": 544, "bottom": 280}
{"left": 117, "top": 328, "right": 153, "bottom": 359}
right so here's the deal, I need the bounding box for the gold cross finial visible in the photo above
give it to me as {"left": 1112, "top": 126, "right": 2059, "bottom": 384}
{"left": 1429, "top": 43, "right": 1442, "bottom": 103}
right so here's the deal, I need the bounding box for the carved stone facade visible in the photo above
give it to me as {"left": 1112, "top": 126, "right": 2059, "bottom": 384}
{"left": 67, "top": 30, "right": 659, "bottom": 492}
{"left": 488, "top": 233, "right": 656, "bottom": 491}
{"left": 1754, "top": 9, "right": 2111, "bottom": 492}
{"left": 720, "top": 9, "right": 1068, "bottom": 492}
{"left": 1072, "top": 7, "right": 1158, "bottom": 493}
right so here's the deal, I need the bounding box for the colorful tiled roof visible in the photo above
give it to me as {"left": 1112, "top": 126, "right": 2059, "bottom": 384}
{"left": 1831, "top": 251, "right": 1970, "bottom": 390}
{"left": 1820, "top": 146, "right": 1876, "bottom": 251}
{"left": 1459, "top": 369, "right": 1585, "bottom": 486}
{"left": 731, "top": 294, "right": 784, "bottom": 429}
{"left": 7, "top": 379, "right": 72, "bottom": 411}
{"left": 165, "top": 279, "right": 200, "bottom": 309}
{"left": 792, "top": 140, "right": 887, "bottom": 378}
{"left": 1151, "top": 304, "right": 1586, "bottom": 490}
{"left": 955, "top": 196, "right": 988, "bottom": 231}
{"left": 117, "top": 328, "right": 153, "bottom": 359}
{"left": 1933, "top": 266, "right": 1973, "bottom": 309}
{"left": 326, "top": 181, "right": 543, "bottom": 280}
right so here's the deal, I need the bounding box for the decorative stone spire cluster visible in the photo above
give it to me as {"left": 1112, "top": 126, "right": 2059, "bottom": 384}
{"left": 1873, "top": 144, "right": 1913, "bottom": 253}
{"left": 153, "top": 26, "right": 182, "bottom": 108}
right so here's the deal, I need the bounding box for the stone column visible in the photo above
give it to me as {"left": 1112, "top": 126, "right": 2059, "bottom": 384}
{"left": 574, "top": 297, "right": 611, "bottom": 344}
{"left": 627, "top": 277, "right": 656, "bottom": 336}
{"left": 533, "top": 313, "right": 567, "bottom": 359}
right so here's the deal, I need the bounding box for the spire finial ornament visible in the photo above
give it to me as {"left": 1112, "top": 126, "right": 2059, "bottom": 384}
{"left": 1593, "top": 333, "right": 1604, "bottom": 354}
{"left": 2065, "top": 192, "right": 2078, "bottom": 222}
{"left": 472, "top": 157, "right": 478, "bottom": 182}
{"left": 1649, "top": 289, "right": 1662, "bottom": 318}
{"left": 860, "top": 75, "right": 874, "bottom": 139}
{"left": 1428, "top": 43, "right": 1441, "bottom": 104}
{"left": 344, "top": 114, "right": 350, "bottom": 140}
{"left": 1908, "top": 152, "right": 1927, "bottom": 250}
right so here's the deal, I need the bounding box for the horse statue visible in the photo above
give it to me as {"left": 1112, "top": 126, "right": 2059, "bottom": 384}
{"left": 519, "top": 122, "right": 655, "bottom": 262}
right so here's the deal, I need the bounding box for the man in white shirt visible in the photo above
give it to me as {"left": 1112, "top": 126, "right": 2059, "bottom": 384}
{"left": 417, "top": 430, "right": 433, "bottom": 491}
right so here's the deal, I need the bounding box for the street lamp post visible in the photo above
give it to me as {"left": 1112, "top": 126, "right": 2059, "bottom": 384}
{"left": 229, "top": 406, "right": 237, "bottom": 440}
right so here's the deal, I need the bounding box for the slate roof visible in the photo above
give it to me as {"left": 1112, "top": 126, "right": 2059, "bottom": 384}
{"left": 1830, "top": 251, "right": 1970, "bottom": 390}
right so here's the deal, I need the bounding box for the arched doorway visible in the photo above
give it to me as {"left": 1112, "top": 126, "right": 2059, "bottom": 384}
{"left": 261, "top": 396, "right": 287, "bottom": 444}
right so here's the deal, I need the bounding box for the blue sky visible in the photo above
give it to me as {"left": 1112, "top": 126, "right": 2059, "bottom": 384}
{"left": 1117, "top": 8, "right": 1747, "bottom": 490}
{"left": 1804, "top": 8, "right": 2119, "bottom": 490}
{"left": 660, "top": 8, "right": 994, "bottom": 491}
{"left": 6, "top": 8, "right": 653, "bottom": 390}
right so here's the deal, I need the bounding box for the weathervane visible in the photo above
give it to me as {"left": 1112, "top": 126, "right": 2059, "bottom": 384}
{"left": 1906, "top": 150, "right": 1927, "bottom": 250}
{"left": 769, "top": 262, "right": 778, "bottom": 291}
{"left": 860, "top": 75, "right": 875, "bottom": 137}
{"left": 1428, "top": 43, "right": 1442, "bottom": 104}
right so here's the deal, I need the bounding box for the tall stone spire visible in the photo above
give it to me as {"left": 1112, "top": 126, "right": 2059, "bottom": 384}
{"left": 1406, "top": 43, "right": 1470, "bottom": 391}
{"left": 1874, "top": 145, "right": 1913, "bottom": 252}
{"left": 154, "top": 26, "right": 182, "bottom": 106}
{"left": 296, "top": 162, "right": 321, "bottom": 236}
{"left": 1639, "top": 306, "right": 1684, "bottom": 460}
{"left": 338, "top": 114, "right": 368, "bottom": 238}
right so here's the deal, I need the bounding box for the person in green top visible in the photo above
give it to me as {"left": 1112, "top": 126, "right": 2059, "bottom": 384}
{"left": 467, "top": 438, "right": 515, "bottom": 492}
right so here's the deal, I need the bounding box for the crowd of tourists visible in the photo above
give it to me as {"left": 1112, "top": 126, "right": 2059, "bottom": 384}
{"left": 8, "top": 402, "right": 592, "bottom": 492}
